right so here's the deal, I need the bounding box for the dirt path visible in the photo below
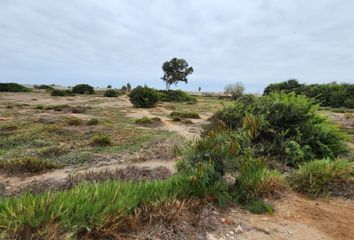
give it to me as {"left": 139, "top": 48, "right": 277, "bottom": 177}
{"left": 126, "top": 105, "right": 208, "bottom": 140}
{"left": 207, "top": 193, "right": 354, "bottom": 240}
{"left": 0, "top": 159, "right": 176, "bottom": 196}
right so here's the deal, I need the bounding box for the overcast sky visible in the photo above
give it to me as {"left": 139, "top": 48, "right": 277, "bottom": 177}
{"left": 1, "top": 0, "right": 354, "bottom": 92}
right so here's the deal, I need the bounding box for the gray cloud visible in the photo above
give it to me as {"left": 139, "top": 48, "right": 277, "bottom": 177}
{"left": 0, "top": 0, "right": 353, "bottom": 92}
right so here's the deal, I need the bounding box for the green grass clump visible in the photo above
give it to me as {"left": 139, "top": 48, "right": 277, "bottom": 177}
{"left": 289, "top": 159, "right": 354, "bottom": 197}
{"left": 45, "top": 104, "right": 69, "bottom": 111}
{"left": 232, "top": 158, "right": 286, "bottom": 203}
{"left": 170, "top": 111, "right": 200, "bottom": 119}
{"left": 66, "top": 117, "right": 83, "bottom": 126}
{"left": 37, "top": 145, "right": 69, "bottom": 158}
{"left": 134, "top": 117, "right": 161, "bottom": 125}
{"left": 87, "top": 118, "right": 99, "bottom": 125}
{"left": 244, "top": 199, "right": 273, "bottom": 214}
{"left": 0, "top": 157, "right": 59, "bottom": 174}
{"left": 91, "top": 134, "right": 112, "bottom": 146}
{"left": 56, "top": 151, "right": 95, "bottom": 165}
{"left": 0, "top": 166, "right": 226, "bottom": 237}
{"left": 34, "top": 105, "right": 45, "bottom": 110}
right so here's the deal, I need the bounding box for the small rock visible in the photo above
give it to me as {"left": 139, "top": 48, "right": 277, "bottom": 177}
{"left": 261, "top": 217, "right": 269, "bottom": 221}
{"left": 223, "top": 216, "right": 234, "bottom": 225}
{"left": 229, "top": 230, "right": 235, "bottom": 235}
{"left": 235, "top": 224, "right": 244, "bottom": 234}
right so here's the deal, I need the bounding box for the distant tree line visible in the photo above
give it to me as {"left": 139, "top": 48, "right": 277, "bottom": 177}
{"left": 264, "top": 79, "right": 354, "bottom": 108}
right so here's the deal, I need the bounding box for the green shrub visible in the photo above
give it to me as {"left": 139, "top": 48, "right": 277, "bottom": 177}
{"left": 51, "top": 89, "right": 75, "bottom": 96}
{"left": 134, "top": 117, "right": 161, "bottom": 125}
{"left": 209, "top": 93, "right": 348, "bottom": 166}
{"left": 0, "top": 83, "right": 31, "bottom": 92}
{"left": 0, "top": 157, "right": 59, "bottom": 174}
{"left": 72, "top": 84, "right": 95, "bottom": 94}
{"left": 87, "top": 118, "right": 99, "bottom": 125}
{"left": 91, "top": 134, "right": 111, "bottom": 146}
{"left": 289, "top": 159, "right": 354, "bottom": 197}
{"left": 66, "top": 117, "right": 82, "bottom": 126}
{"left": 103, "top": 89, "right": 121, "bottom": 97}
{"left": 129, "top": 86, "right": 160, "bottom": 108}
{"left": 170, "top": 111, "right": 200, "bottom": 119}
{"left": 264, "top": 80, "right": 354, "bottom": 109}
{"left": 158, "top": 90, "right": 196, "bottom": 103}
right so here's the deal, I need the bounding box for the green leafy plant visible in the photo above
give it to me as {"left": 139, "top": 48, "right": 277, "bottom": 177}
{"left": 129, "top": 86, "right": 160, "bottom": 108}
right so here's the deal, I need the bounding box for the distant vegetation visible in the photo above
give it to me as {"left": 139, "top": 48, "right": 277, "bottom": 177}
{"left": 104, "top": 89, "right": 122, "bottom": 97}
{"left": 0, "top": 83, "right": 31, "bottom": 92}
{"left": 264, "top": 79, "right": 354, "bottom": 108}
{"left": 72, "top": 84, "right": 95, "bottom": 94}
{"left": 159, "top": 89, "right": 196, "bottom": 103}
{"left": 51, "top": 89, "right": 75, "bottom": 96}
{"left": 129, "top": 86, "right": 160, "bottom": 108}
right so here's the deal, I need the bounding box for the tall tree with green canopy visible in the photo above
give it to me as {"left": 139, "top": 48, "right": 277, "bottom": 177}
{"left": 161, "top": 58, "right": 194, "bottom": 90}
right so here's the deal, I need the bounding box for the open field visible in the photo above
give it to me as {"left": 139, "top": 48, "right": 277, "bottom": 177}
{"left": 0, "top": 90, "right": 353, "bottom": 240}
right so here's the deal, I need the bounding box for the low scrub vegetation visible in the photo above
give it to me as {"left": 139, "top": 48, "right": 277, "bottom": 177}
{"left": 91, "top": 134, "right": 112, "bottom": 146}
{"left": 45, "top": 104, "right": 69, "bottom": 111}
{"left": 135, "top": 117, "right": 161, "bottom": 125}
{"left": 264, "top": 79, "right": 354, "bottom": 109}
{"left": 0, "top": 157, "right": 59, "bottom": 174}
{"left": 0, "top": 166, "right": 225, "bottom": 238}
{"left": 72, "top": 84, "right": 95, "bottom": 94}
{"left": 51, "top": 89, "right": 75, "bottom": 96}
{"left": 65, "top": 117, "right": 83, "bottom": 126}
{"left": 104, "top": 89, "right": 122, "bottom": 97}
{"left": 0, "top": 83, "right": 31, "bottom": 92}
{"left": 87, "top": 118, "right": 99, "bottom": 125}
{"left": 209, "top": 92, "right": 348, "bottom": 166}
{"left": 290, "top": 159, "right": 354, "bottom": 197}
{"left": 129, "top": 86, "right": 160, "bottom": 108}
{"left": 170, "top": 111, "right": 200, "bottom": 119}
{"left": 159, "top": 89, "right": 196, "bottom": 103}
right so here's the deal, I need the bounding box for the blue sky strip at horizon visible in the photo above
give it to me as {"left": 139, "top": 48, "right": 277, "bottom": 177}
{"left": 0, "top": 0, "right": 354, "bottom": 93}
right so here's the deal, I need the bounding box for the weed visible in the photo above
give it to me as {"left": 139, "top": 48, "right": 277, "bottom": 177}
{"left": 244, "top": 199, "right": 273, "bottom": 214}
{"left": 0, "top": 157, "right": 59, "bottom": 174}
{"left": 289, "top": 159, "right": 354, "bottom": 197}
{"left": 134, "top": 117, "right": 161, "bottom": 125}
{"left": 45, "top": 104, "right": 69, "bottom": 111}
{"left": 56, "top": 151, "right": 95, "bottom": 165}
{"left": 37, "top": 145, "right": 69, "bottom": 158}
{"left": 91, "top": 134, "right": 112, "bottom": 146}
{"left": 87, "top": 118, "right": 99, "bottom": 125}
{"left": 170, "top": 111, "right": 200, "bottom": 119}
{"left": 34, "top": 105, "right": 45, "bottom": 110}
{"left": 66, "top": 117, "right": 83, "bottom": 126}
{"left": 70, "top": 106, "right": 86, "bottom": 113}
